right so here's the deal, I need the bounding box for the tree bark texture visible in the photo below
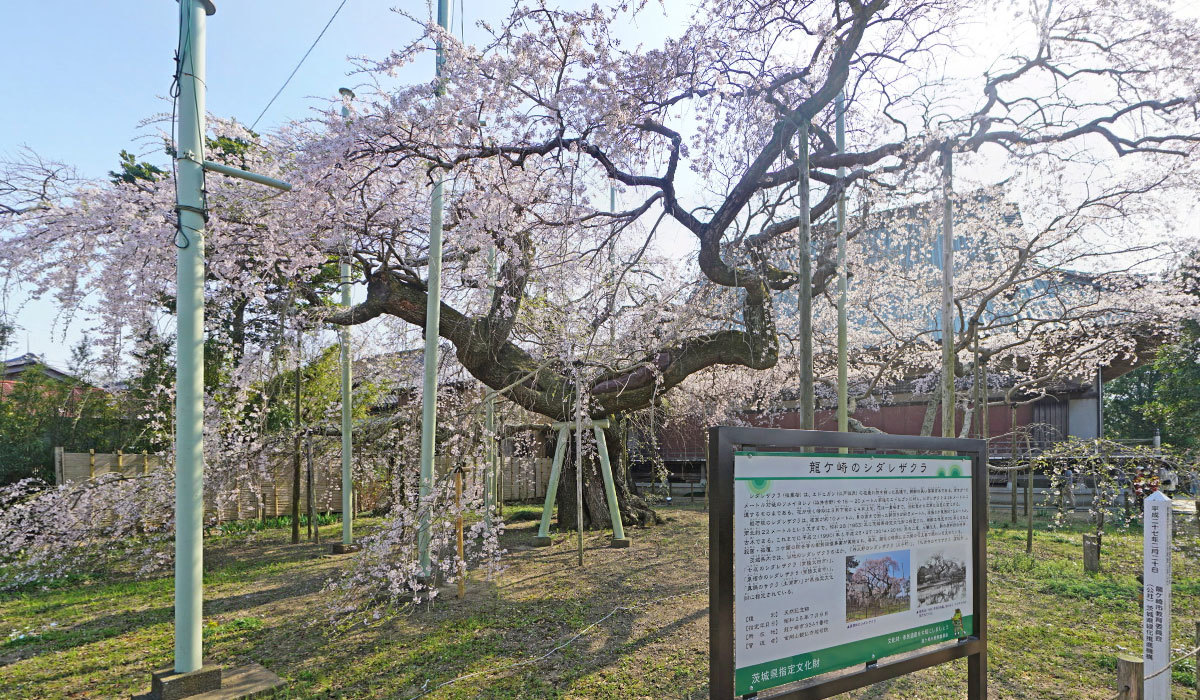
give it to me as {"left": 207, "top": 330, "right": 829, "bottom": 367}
{"left": 554, "top": 422, "right": 658, "bottom": 531}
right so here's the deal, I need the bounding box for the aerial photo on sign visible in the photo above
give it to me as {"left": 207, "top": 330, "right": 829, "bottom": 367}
{"left": 733, "top": 451, "right": 973, "bottom": 696}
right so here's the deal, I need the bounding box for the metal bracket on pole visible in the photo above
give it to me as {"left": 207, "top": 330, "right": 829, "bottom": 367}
{"left": 532, "top": 421, "right": 629, "bottom": 548}
{"left": 202, "top": 160, "right": 292, "bottom": 191}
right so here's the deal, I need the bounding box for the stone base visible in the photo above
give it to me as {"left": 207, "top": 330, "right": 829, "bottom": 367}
{"left": 133, "top": 663, "right": 221, "bottom": 700}
{"left": 329, "top": 542, "right": 361, "bottom": 554}
{"left": 609, "top": 538, "right": 631, "bottom": 549}
{"left": 532, "top": 536, "right": 553, "bottom": 547}
{"left": 133, "top": 664, "right": 283, "bottom": 700}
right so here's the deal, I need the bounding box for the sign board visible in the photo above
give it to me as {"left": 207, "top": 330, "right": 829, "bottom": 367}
{"left": 1143, "top": 491, "right": 1172, "bottom": 700}
{"left": 710, "top": 427, "right": 987, "bottom": 700}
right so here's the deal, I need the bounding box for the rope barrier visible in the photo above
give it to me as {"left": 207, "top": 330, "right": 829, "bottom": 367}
{"left": 1104, "top": 643, "right": 1200, "bottom": 699}
{"left": 403, "top": 586, "right": 709, "bottom": 700}
{"left": 1144, "top": 643, "right": 1200, "bottom": 681}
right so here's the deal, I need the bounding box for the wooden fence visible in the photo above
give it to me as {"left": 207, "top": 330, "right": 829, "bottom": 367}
{"left": 55, "top": 447, "right": 350, "bottom": 523}
{"left": 500, "top": 457, "right": 552, "bottom": 502}
{"left": 55, "top": 448, "right": 555, "bottom": 521}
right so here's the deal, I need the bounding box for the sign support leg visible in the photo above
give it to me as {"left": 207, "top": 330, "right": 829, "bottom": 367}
{"left": 533, "top": 427, "right": 569, "bottom": 546}
{"left": 968, "top": 649, "right": 986, "bottom": 700}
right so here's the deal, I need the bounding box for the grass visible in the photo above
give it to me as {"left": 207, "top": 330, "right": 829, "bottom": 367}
{"left": 1, "top": 504, "right": 1199, "bottom": 698}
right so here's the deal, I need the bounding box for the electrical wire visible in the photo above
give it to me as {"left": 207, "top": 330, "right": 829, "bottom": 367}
{"left": 170, "top": 1, "right": 209, "bottom": 250}
{"left": 249, "top": 0, "right": 351, "bottom": 131}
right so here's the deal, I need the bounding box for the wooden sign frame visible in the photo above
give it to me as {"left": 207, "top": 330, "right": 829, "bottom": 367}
{"left": 708, "top": 427, "right": 987, "bottom": 700}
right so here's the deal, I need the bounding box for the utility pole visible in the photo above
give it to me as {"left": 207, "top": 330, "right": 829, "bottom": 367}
{"left": 172, "top": 0, "right": 213, "bottom": 674}
{"left": 940, "top": 146, "right": 955, "bottom": 440}
{"left": 835, "top": 94, "right": 848, "bottom": 436}
{"left": 339, "top": 87, "right": 355, "bottom": 549}
{"left": 797, "top": 118, "right": 814, "bottom": 430}
{"left": 418, "top": 0, "right": 451, "bottom": 575}
{"left": 164, "top": 0, "right": 290, "bottom": 687}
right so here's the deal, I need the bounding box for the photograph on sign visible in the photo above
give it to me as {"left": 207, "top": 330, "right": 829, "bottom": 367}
{"left": 733, "top": 451, "right": 974, "bottom": 696}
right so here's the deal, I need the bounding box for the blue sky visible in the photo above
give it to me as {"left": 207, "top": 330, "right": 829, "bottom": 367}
{"left": 0, "top": 1, "right": 503, "bottom": 365}
{"left": 1, "top": 0, "right": 678, "bottom": 368}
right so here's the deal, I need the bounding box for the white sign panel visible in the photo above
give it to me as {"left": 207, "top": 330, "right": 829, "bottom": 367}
{"left": 1143, "top": 491, "right": 1172, "bottom": 700}
{"left": 733, "top": 451, "right": 974, "bottom": 696}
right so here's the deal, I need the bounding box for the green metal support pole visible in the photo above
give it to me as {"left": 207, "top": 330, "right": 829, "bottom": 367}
{"left": 534, "top": 427, "right": 570, "bottom": 545}
{"left": 339, "top": 90, "right": 355, "bottom": 547}
{"left": 941, "top": 146, "right": 955, "bottom": 440}
{"left": 173, "top": 0, "right": 214, "bottom": 674}
{"left": 418, "top": 0, "right": 451, "bottom": 575}
{"left": 835, "top": 93, "right": 848, "bottom": 439}
{"left": 339, "top": 90, "right": 355, "bottom": 546}
{"left": 592, "top": 426, "right": 628, "bottom": 544}
{"left": 797, "top": 119, "right": 814, "bottom": 430}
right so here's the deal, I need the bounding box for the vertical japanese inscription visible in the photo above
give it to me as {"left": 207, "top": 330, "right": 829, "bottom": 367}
{"left": 1143, "top": 491, "right": 1172, "bottom": 700}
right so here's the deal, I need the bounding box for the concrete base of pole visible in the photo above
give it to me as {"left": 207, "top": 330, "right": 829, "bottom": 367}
{"left": 329, "top": 542, "right": 360, "bottom": 554}
{"left": 133, "top": 664, "right": 283, "bottom": 700}
{"left": 532, "top": 536, "right": 553, "bottom": 547}
{"left": 609, "top": 538, "right": 631, "bottom": 549}
{"left": 134, "top": 664, "right": 221, "bottom": 700}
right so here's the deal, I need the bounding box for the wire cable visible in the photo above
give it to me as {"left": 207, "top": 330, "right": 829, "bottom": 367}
{"left": 249, "top": 0, "right": 351, "bottom": 131}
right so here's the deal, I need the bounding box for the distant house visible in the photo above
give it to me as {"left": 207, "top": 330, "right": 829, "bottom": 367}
{"left": 3, "top": 352, "right": 77, "bottom": 381}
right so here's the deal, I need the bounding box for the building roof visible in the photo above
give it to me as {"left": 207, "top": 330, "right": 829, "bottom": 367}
{"left": 3, "top": 353, "right": 77, "bottom": 382}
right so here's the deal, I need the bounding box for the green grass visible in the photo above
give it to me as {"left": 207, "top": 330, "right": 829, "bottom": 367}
{"left": 1, "top": 507, "right": 1199, "bottom": 699}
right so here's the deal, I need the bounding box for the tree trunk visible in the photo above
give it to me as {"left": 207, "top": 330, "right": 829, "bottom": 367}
{"left": 555, "top": 421, "right": 658, "bottom": 530}
{"left": 919, "top": 396, "right": 938, "bottom": 437}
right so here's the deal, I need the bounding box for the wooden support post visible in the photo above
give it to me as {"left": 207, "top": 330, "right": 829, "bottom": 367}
{"left": 1083, "top": 533, "right": 1100, "bottom": 573}
{"left": 1116, "top": 655, "right": 1143, "bottom": 700}
{"left": 456, "top": 468, "right": 465, "bottom": 600}
{"left": 496, "top": 441, "right": 505, "bottom": 518}
{"left": 305, "top": 436, "right": 317, "bottom": 543}
{"left": 1026, "top": 465, "right": 1034, "bottom": 555}
{"left": 54, "top": 446, "right": 64, "bottom": 485}
{"left": 1011, "top": 469, "right": 1018, "bottom": 524}
{"left": 143, "top": 451, "right": 150, "bottom": 475}
{"left": 89, "top": 448, "right": 96, "bottom": 479}
{"left": 117, "top": 449, "right": 124, "bottom": 475}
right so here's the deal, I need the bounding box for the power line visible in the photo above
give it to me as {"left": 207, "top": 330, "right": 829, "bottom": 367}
{"left": 249, "top": 0, "right": 350, "bottom": 131}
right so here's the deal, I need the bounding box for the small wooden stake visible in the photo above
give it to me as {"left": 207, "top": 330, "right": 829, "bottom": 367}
{"left": 89, "top": 448, "right": 95, "bottom": 479}
{"left": 456, "top": 467, "right": 465, "bottom": 600}
{"left": 1011, "top": 469, "right": 1018, "bottom": 524}
{"left": 1026, "top": 465, "right": 1034, "bottom": 555}
{"left": 1116, "top": 655, "right": 1143, "bottom": 700}
{"left": 1083, "top": 533, "right": 1100, "bottom": 573}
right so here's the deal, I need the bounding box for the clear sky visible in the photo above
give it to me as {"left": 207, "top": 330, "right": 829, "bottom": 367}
{"left": 0, "top": 0, "right": 673, "bottom": 368}
{"left": 0, "top": 1, "right": 493, "bottom": 366}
